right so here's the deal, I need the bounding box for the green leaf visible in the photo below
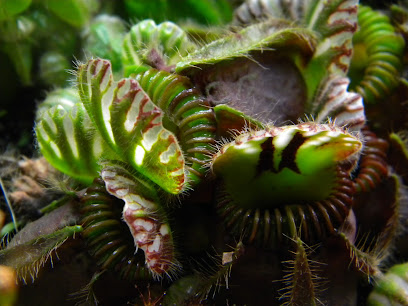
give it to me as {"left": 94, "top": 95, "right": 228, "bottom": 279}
{"left": 176, "top": 21, "right": 316, "bottom": 75}
{"left": 45, "top": 0, "right": 98, "bottom": 28}
{"left": 122, "top": 19, "right": 195, "bottom": 75}
{"left": 77, "top": 58, "right": 186, "bottom": 194}
{"left": 367, "top": 262, "right": 408, "bottom": 306}
{"left": 124, "top": 0, "right": 232, "bottom": 25}
{"left": 38, "top": 51, "right": 71, "bottom": 87}
{"left": 233, "top": 0, "right": 359, "bottom": 104}
{"left": 0, "top": 0, "right": 31, "bottom": 21}
{"left": 308, "top": 76, "right": 365, "bottom": 131}
{"left": 1, "top": 40, "right": 32, "bottom": 85}
{"left": 36, "top": 88, "right": 80, "bottom": 118}
{"left": 0, "top": 16, "right": 35, "bottom": 85}
{"left": 82, "top": 15, "right": 126, "bottom": 74}
{"left": 214, "top": 104, "right": 264, "bottom": 137}
{"left": 0, "top": 225, "right": 82, "bottom": 283}
{"left": 36, "top": 101, "right": 115, "bottom": 184}
{"left": 301, "top": 0, "right": 359, "bottom": 101}
{"left": 349, "top": 5, "right": 405, "bottom": 104}
{"left": 280, "top": 237, "right": 320, "bottom": 306}
{"left": 182, "top": 0, "right": 233, "bottom": 25}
